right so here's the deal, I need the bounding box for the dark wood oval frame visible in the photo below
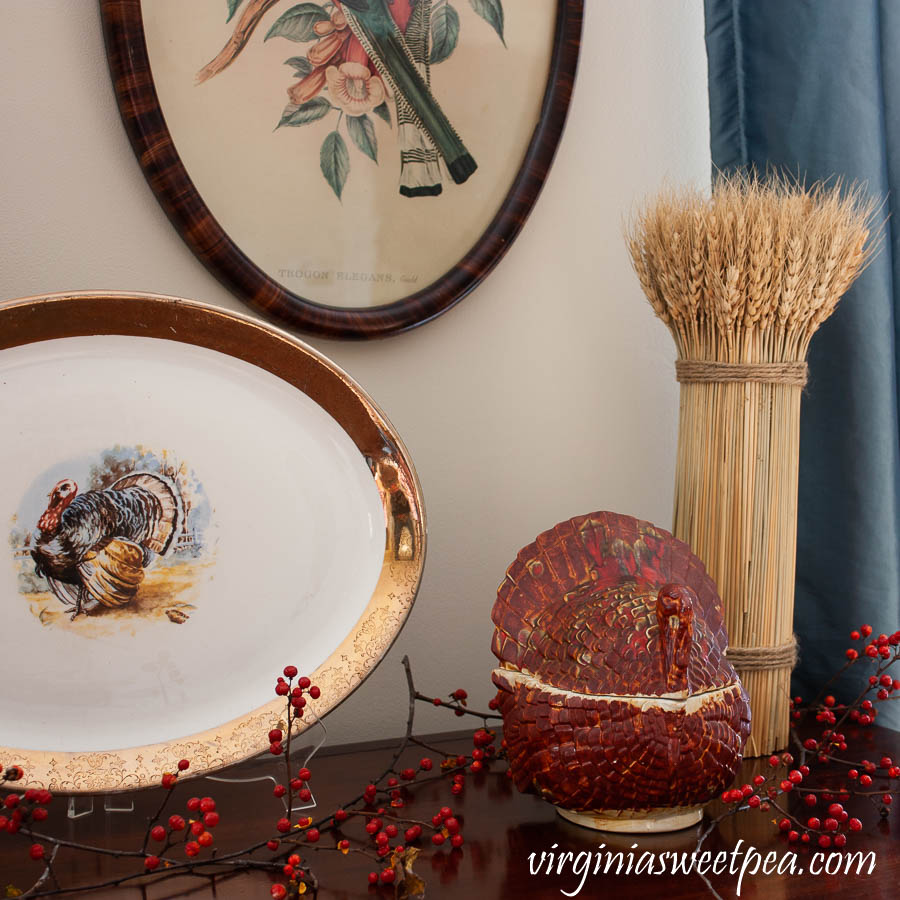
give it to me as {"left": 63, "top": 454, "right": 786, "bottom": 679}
{"left": 100, "top": 0, "right": 584, "bottom": 340}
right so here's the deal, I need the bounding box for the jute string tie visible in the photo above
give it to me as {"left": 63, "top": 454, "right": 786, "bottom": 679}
{"left": 726, "top": 637, "right": 798, "bottom": 672}
{"left": 675, "top": 360, "right": 808, "bottom": 387}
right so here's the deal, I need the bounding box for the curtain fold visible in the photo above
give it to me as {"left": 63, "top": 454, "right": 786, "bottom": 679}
{"left": 704, "top": 0, "right": 900, "bottom": 724}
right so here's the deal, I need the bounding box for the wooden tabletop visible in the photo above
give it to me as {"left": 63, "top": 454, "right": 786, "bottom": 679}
{"left": 2, "top": 727, "right": 897, "bottom": 898}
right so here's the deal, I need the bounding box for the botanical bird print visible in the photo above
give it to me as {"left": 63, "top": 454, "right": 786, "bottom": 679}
{"left": 30, "top": 473, "right": 184, "bottom": 619}
{"left": 196, "top": 0, "right": 505, "bottom": 199}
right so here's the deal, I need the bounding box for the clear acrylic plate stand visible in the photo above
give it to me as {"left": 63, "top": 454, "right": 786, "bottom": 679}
{"left": 65, "top": 710, "right": 327, "bottom": 820}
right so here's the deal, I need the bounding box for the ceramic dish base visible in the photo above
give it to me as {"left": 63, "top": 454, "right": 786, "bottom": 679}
{"left": 556, "top": 804, "right": 703, "bottom": 833}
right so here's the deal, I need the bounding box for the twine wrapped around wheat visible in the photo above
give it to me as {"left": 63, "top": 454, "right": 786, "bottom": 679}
{"left": 626, "top": 174, "right": 878, "bottom": 755}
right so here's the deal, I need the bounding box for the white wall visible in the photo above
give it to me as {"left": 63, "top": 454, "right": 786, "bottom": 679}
{"left": 0, "top": 1, "right": 711, "bottom": 746}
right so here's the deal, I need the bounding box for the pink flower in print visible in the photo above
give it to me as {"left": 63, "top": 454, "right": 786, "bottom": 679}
{"left": 325, "top": 62, "right": 386, "bottom": 117}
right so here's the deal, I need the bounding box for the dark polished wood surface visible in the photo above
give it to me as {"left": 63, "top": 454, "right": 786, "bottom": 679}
{"left": 2, "top": 729, "right": 897, "bottom": 898}
{"left": 99, "top": 0, "right": 584, "bottom": 339}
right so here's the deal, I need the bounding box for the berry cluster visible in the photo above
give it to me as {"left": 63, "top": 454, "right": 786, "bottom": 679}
{"left": 0, "top": 764, "right": 53, "bottom": 864}
{"left": 145, "top": 781, "right": 222, "bottom": 870}
{"left": 719, "top": 623, "right": 900, "bottom": 849}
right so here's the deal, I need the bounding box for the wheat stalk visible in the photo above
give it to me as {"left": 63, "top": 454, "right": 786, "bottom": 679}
{"left": 626, "top": 172, "right": 878, "bottom": 755}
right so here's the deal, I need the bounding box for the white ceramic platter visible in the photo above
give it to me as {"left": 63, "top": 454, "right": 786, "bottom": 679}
{"left": 0, "top": 292, "right": 425, "bottom": 792}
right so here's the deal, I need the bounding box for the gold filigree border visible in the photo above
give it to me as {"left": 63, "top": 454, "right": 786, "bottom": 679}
{"left": 0, "top": 292, "right": 426, "bottom": 793}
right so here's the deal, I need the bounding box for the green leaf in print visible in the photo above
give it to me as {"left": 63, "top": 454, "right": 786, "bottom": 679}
{"left": 430, "top": 3, "right": 460, "bottom": 65}
{"left": 277, "top": 97, "right": 332, "bottom": 129}
{"left": 226, "top": 0, "right": 244, "bottom": 23}
{"left": 347, "top": 114, "right": 377, "bottom": 162}
{"left": 469, "top": 0, "right": 505, "bottom": 46}
{"left": 321, "top": 130, "right": 350, "bottom": 200}
{"left": 285, "top": 56, "right": 314, "bottom": 78}
{"left": 340, "top": 0, "right": 370, "bottom": 10}
{"left": 265, "top": 3, "right": 330, "bottom": 42}
{"left": 373, "top": 101, "right": 392, "bottom": 127}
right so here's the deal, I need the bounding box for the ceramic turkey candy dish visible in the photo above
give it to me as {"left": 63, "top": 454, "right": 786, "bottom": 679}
{"left": 491, "top": 511, "right": 751, "bottom": 833}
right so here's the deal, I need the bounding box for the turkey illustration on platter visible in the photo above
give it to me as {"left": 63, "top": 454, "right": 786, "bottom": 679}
{"left": 197, "top": 0, "right": 506, "bottom": 199}
{"left": 31, "top": 473, "right": 184, "bottom": 619}
{"left": 10, "top": 446, "right": 213, "bottom": 631}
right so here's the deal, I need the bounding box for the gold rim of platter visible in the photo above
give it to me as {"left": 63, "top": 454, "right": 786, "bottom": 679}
{"left": 0, "top": 291, "right": 426, "bottom": 793}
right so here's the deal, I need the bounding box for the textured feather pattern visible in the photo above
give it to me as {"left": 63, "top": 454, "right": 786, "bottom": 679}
{"left": 491, "top": 512, "right": 732, "bottom": 697}
{"left": 490, "top": 511, "right": 751, "bottom": 813}
{"left": 496, "top": 682, "right": 750, "bottom": 812}
{"left": 111, "top": 473, "right": 183, "bottom": 555}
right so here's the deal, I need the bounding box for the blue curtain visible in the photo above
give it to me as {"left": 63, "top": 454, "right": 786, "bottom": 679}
{"left": 704, "top": 0, "right": 900, "bottom": 724}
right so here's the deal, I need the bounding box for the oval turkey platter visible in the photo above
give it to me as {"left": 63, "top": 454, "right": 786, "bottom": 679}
{"left": 0, "top": 292, "right": 425, "bottom": 792}
{"left": 100, "top": 0, "right": 583, "bottom": 338}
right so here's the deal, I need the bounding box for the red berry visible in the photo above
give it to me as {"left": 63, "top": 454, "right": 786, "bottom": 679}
{"left": 270, "top": 742, "right": 283, "bottom": 755}
{"left": 32, "top": 807, "right": 48, "bottom": 822}
{"left": 405, "top": 826, "right": 419, "bottom": 842}
{"left": 861, "top": 624, "right": 873, "bottom": 637}
{"left": 309, "top": 686, "right": 321, "bottom": 699}
{"left": 818, "top": 835, "right": 831, "bottom": 849}
{"left": 298, "top": 677, "right": 311, "bottom": 689}
{"left": 848, "top": 818, "right": 863, "bottom": 831}
{"left": 804, "top": 795, "right": 817, "bottom": 807}
{"left": 780, "top": 780, "right": 793, "bottom": 792}
{"left": 828, "top": 803, "right": 844, "bottom": 817}
{"left": 846, "top": 649, "right": 859, "bottom": 660}
{"left": 860, "top": 774, "right": 873, "bottom": 787}
{"left": 882, "top": 756, "right": 894, "bottom": 768}
{"left": 271, "top": 886, "right": 287, "bottom": 900}
{"left": 753, "top": 774, "right": 766, "bottom": 786}
{"left": 273, "top": 785, "right": 286, "bottom": 798}
{"left": 306, "top": 828, "right": 320, "bottom": 843}
{"left": 834, "top": 834, "right": 847, "bottom": 848}
{"left": 187, "top": 797, "right": 201, "bottom": 811}
{"left": 401, "top": 768, "right": 416, "bottom": 781}
{"left": 334, "top": 808, "right": 348, "bottom": 822}
{"left": 768, "top": 755, "right": 780, "bottom": 767}
{"left": 451, "top": 783, "right": 463, "bottom": 795}
{"left": 432, "top": 833, "right": 445, "bottom": 845}
{"left": 883, "top": 794, "right": 893, "bottom": 805}
{"left": 850, "top": 631, "right": 860, "bottom": 641}
{"left": 788, "top": 770, "right": 803, "bottom": 784}
{"left": 445, "top": 817, "right": 460, "bottom": 834}
{"left": 145, "top": 855, "right": 160, "bottom": 870}
{"left": 161, "top": 773, "right": 177, "bottom": 789}
{"left": 283, "top": 665, "right": 298, "bottom": 678}
{"left": 190, "top": 821, "right": 204, "bottom": 836}
{"left": 185, "top": 841, "right": 200, "bottom": 857}
{"left": 177, "top": 759, "right": 190, "bottom": 771}
{"left": 368, "top": 873, "right": 378, "bottom": 885}
{"left": 778, "top": 818, "right": 791, "bottom": 832}
{"left": 276, "top": 818, "right": 291, "bottom": 833}
{"left": 420, "top": 758, "right": 433, "bottom": 771}
{"left": 748, "top": 795, "right": 761, "bottom": 808}
{"left": 268, "top": 729, "right": 283, "bottom": 743}
{"left": 204, "top": 812, "right": 219, "bottom": 828}
{"left": 432, "top": 698, "right": 442, "bottom": 706}
{"left": 381, "top": 867, "right": 396, "bottom": 884}
{"left": 168, "top": 815, "right": 185, "bottom": 831}
{"left": 824, "top": 818, "right": 839, "bottom": 831}
{"left": 29, "top": 843, "right": 45, "bottom": 861}
{"left": 198, "top": 831, "right": 214, "bottom": 847}
{"left": 385, "top": 824, "right": 398, "bottom": 838}
{"left": 450, "top": 833, "right": 464, "bottom": 848}
{"left": 297, "top": 767, "right": 311, "bottom": 782}
{"left": 787, "top": 830, "right": 799, "bottom": 843}
{"left": 849, "top": 769, "right": 859, "bottom": 780}
{"left": 807, "top": 817, "right": 821, "bottom": 830}
{"left": 150, "top": 825, "right": 166, "bottom": 842}
{"left": 299, "top": 789, "right": 312, "bottom": 802}
{"left": 275, "top": 683, "right": 289, "bottom": 696}
{"left": 267, "top": 840, "right": 280, "bottom": 851}
{"left": 199, "top": 797, "right": 215, "bottom": 813}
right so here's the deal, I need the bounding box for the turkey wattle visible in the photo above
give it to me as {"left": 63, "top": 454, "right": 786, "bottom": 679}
{"left": 31, "top": 473, "right": 184, "bottom": 618}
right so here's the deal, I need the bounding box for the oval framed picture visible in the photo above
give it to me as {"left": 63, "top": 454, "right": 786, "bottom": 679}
{"left": 0, "top": 291, "right": 425, "bottom": 791}
{"left": 100, "top": 0, "right": 584, "bottom": 339}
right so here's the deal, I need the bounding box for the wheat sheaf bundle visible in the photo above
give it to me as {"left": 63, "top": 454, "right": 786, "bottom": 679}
{"left": 627, "top": 173, "right": 878, "bottom": 362}
{"left": 625, "top": 173, "right": 879, "bottom": 755}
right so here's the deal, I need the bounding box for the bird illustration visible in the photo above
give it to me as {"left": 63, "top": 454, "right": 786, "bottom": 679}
{"left": 31, "top": 473, "right": 184, "bottom": 619}
{"left": 338, "top": 0, "right": 477, "bottom": 191}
